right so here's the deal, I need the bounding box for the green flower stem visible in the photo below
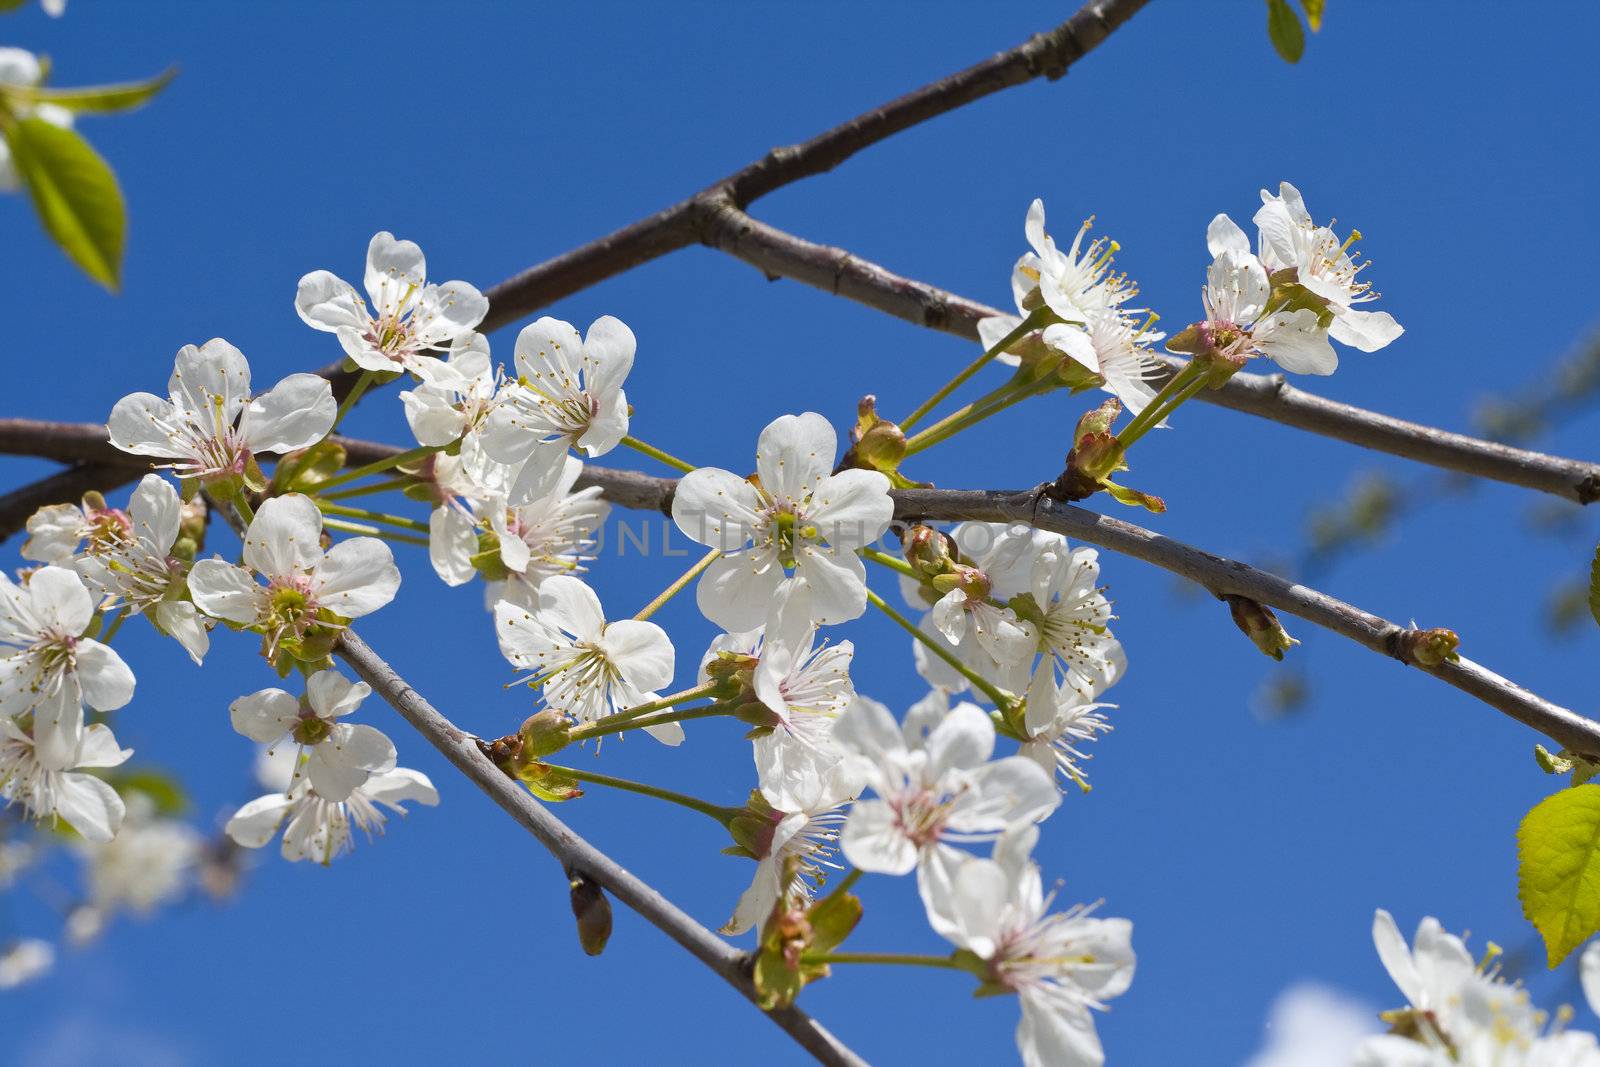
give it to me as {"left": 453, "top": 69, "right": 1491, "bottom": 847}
{"left": 320, "top": 476, "right": 414, "bottom": 502}
{"left": 903, "top": 374, "right": 1058, "bottom": 457}
{"left": 566, "top": 682, "right": 723, "bottom": 735}
{"left": 98, "top": 608, "right": 127, "bottom": 644}
{"left": 900, "top": 307, "right": 1052, "bottom": 432}
{"left": 313, "top": 443, "right": 447, "bottom": 495}
{"left": 314, "top": 499, "right": 429, "bottom": 533}
{"left": 635, "top": 547, "right": 721, "bottom": 621}
{"left": 322, "top": 517, "right": 429, "bottom": 546}
{"left": 865, "top": 588, "right": 1013, "bottom": 709}
{"left": 567, "top": 703, "right": 728, "bottom": 744}
{"left": 1113, "top": 360, "right": 1205, "bottom": 450}
{"left": 800, "top": 951, "right": 964, "bottom": 970}
{"left": 546, "top": 763, "right": 740, "bottom": 824}
{"left": 619, "top": 434, "right": 698, "bottom": 475}
{"left": 332, "top": 370, "right": 376, "bottom": 431}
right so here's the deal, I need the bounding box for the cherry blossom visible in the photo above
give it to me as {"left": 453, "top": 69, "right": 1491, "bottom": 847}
{"left": 672, "top": 412, "right": 893, "bottom": 631}
{"left": 479, "top": 316, "right": 636, "bottom": 503}
{"left": 0, "top": 720, "right": 130, "bottom": 842}
{"left": 226, "top": 763, "right": 438, "bottom": 865}
{"left": 106, "top": 339, "right": 336, "bottom": 488}
{"left": 188, "top": 494, "right": 400, "bottom": 663}
{"left": 229, "top": 670, "right": 397, "bottom": 802}
{"left": 295, "top": 231, "right": 488, "bottom": 380}
{"left": 928, "top": 828, "right": 1134, "bottom": 1067}
{"left": 833, "top": 695, "right": 1058, "bottom": 926}
{"left": 0, "top": 566, "right": 135, "bottom": 769}
{"left": 1253, "top": 181, "right": 1403, "bottom": 353}
{"left": 494, "top": 575, "right": 678, "bottom": 743}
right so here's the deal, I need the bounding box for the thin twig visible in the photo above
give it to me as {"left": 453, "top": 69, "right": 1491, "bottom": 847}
{"left": 334, "top": 631, "right": 866, "bottom": 1067}
{"left": 311, "top": 0, "right": 1153, "bottom": 399}
{"left": 696, "top": 206, "right": 1600, "bottom": 504}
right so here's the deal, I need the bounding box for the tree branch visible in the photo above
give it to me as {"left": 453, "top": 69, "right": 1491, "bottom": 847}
{"left": 698, "top": 205, "right": 1600, "bottom": 504}
{"left": 312, "top": 0, "right": 1152, "bottom": 396}
{"left": 325, "top": 631, "right": 864, "bottom": 1066}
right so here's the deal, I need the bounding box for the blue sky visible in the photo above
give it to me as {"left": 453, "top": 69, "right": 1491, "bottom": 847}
{"left": 3, "top": 2, "right": 1599, "bottom": 1064}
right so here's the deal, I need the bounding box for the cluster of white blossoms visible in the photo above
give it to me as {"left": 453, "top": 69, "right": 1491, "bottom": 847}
{"left": 1349, "top": 911, "right": 1600, "bottom": 1066}
{"left": 0, "top": 186, "right": 1415, "bottom": 1065}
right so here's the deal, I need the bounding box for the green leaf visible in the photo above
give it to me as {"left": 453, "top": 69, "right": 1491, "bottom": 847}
{"left": 6, "top": 66, "right": 177, "bottom": 114}
{"left": 1266, "top": 0, "right": 1307, "bottom": 63}
{"left": 4, "top": 116, "right": 125, "bottom": 289}
{"left": 0, "top": 0, "right": 29, "bottom": 11}
{"left": 515, "top": 762, "right": 583, "bottom": 802}
{"left": 1588, "top": 544, "right": 1600, "bottom": 628}
{"left": 1518, "top": 783, "right": 1600, "bottom": 966}
{"left": 1299, "top": 0, "right": 1325, "bottom": 31}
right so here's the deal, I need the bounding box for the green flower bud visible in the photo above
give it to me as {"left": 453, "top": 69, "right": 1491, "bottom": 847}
{"left": 568, "top": 870, "right": 612, "bottom": 957}
{"left": 1223, "top": 595, "right": 1300, "bottom": 661}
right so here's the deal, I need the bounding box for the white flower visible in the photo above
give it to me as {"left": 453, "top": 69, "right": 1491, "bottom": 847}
{"left": 1019, "top": 198, "right": 1139, "bottom": 325}
{"left": 73, "top": 475, "right": 211, "bottom": 664}
{"left": 900, "top": 524, "right": 1039, "bottom": 695}
{"left": 398, "top": 332, "right": 505, "bottom": 451}
{"left": 1253, "top": 181, "right": 1403, "bottom": 353}
{"left": 493, "top": 575, "right": 678, "bottom": 742}
{"left": 295, "top": 231, "right": 488, "bottom": 380}
{"left": 229, "top": 670, "right": 396, "bottom": 802}
{"left": 226, "top": 765, "right": 438, "bottom": 865}
{"left": 480, "top": 316, "right": 635, "bottom": 503}
{"left": 1582, "top": 941, "right": 1600, "bottom": 1020}
{"left": 1370, "top": 908, "right": 1479, "bottom": 1026}
{"left": 70, "top": 795, "right": 201, "bottom": 941}
{"left": 481, "top": 458, "right": 609, "bottom": 608}
{"left": 21, "top": 495, "right": 132, "bottom": 565}
{"left": 0, "top": 49, "right": 72, "bottom": 194}
{"left": 672, "top": 412, "right": 894, "bottom": 631}
{"left": 1019, "top": 679, "right": 1115, "bottom": 791}
{"left": 0, "top": 938, "right": 53, "bottom": 989}
{"left": 834, "top": 695, "right": 1058, "bottom": 926}
{"left": 723, "top": 757, "right": 857, "bottom": 936}
{"left": 1199, "top": 226, "right": 1337, "bottom": 375}
{"left": 107, "top": 338, "right": 336, "bottom": 485}
{"left": 0, "top": 720, "right": 130, "bottom": 842}
{"left": 929, "top": 827, "right": 1134, "bottom": 1067}
{"left": 1004, "top": 543, "right": 1126, "bottom": 705}
{"left": 188, "top": 494, "right": 400, "bottom": 660}
{"left": 0, "top": 566, "right": 135, "bottom": 769}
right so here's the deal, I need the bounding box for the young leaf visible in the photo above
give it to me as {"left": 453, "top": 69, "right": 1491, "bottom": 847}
{"left": 1588, "top": 543, "right": 1600, "bottom": 628}
{"left": 4, "top": 116, "right": 125, "bottom": 290}
{"left": 1266, "top": 0, "right": 1307, "bottom": 63}
{"left": 9, "top": 66, "right": 177, "bottom": 114}
{"left": 1518, "top": 783, "right": 1600, "bottom": 967}
{"left": 1299, "top": 0, "right": 1325, "bottom": 32}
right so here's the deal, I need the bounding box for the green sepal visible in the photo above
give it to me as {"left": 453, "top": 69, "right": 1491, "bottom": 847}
{"left": 1102, "top": 479, "right": 1167, "bottom": 514}
{"left": 516, "top": 761, "right": 584, "bottom": 802}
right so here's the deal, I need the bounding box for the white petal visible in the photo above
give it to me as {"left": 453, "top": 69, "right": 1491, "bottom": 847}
{"left": 306, "top": 669, "right": 370, "bottom": 719}
{"left": 807, "top": 469, "right": 893, "bottom": 550}
{"left": 225, "top": 792, "right": 294, "bottom": 848}
{"left": 364, "top": 231, "right": 427, "bottom": 311}
{"left": 242, "top": 373, "right": 337, "bottom": 454}
{"left": 791, "top": 549, "right": 869, "bottom": 626}
{"left": 316, "top": 537, "right": 400, "bottom": 618}
{"left": 429, "top": 507, "right": 479, "bottom": 586}
{"left": 600, "top": 620, "right": 675, "bottom": 693}
{"left": 1330, "top": 308, "right": 1403, "bottom": 353}
{"left": 925, "top": 701, "right": 996, "bottom": 775}
{"left": 229, "top": 688, "right": 299, "bottom": 742}
{"left": 128, "top": 474, "right": 181, "bottom": 554}
{"left": 362, "top": 767, "right": 439, "bottom": 808}
{"left": 582, "top": 315, "right": 636, "bottom": 398}
{"left": 242, "top": 494, "right": 324, "bottom": 578}
{"left": 55, "top": 772, "right": 126, "bottom": 843}
{"left": 73, "top": 722, "right": 133, "bottom": 769}
{"left": 295, "top": 270, "right": 368, "bottom": 333}
{"left": 696, "top": 553, "right": 786, "bottom": 633}
{"left": 32, "top": 679, "right": 85, "bottom": 772}
{"left": 1206, "top": 213, "right": 1252, "bottom": 258}
{"left": 154, "top": 600, "right": 211, "bottom": 665}
{"left": 169, "top": 339, "right": 250, "bottom": 427}
{"left": 756, "top": 412, "right": 835, "bottom": 504}
{"left": 1016, "top": 987, "right": 1104, "bottom": 1067}
{"left": 920, "top": 845, "right": 1004, "bottom": 954}
{"left": 106, "top": 392, "right": 182, "bottom": 457}
{"left": 840, "top": 799, "right": 917, "bottom": 875}
{"left": 186, "top": 560, "right": 261, "bottom": 624}
{"left": 402, "top": 387, "right": 470, "bottom": 448}
{"left": 1257, "top": 310, "right": 1338, "bottom": 375}
{"left": 671, "top": 467, "right": 762, "bottom": 551}
{"left": 537, "top": 575, "right": 607, "bottom": 641}
{"left": 74, "top": 639, "right": 135, "bottom": 711}
{"left": 1581, "top": 940, "right": 1600, "bottom": 1019}
{"left": 29, "top": 565, "right": 93, "bottom": 635}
